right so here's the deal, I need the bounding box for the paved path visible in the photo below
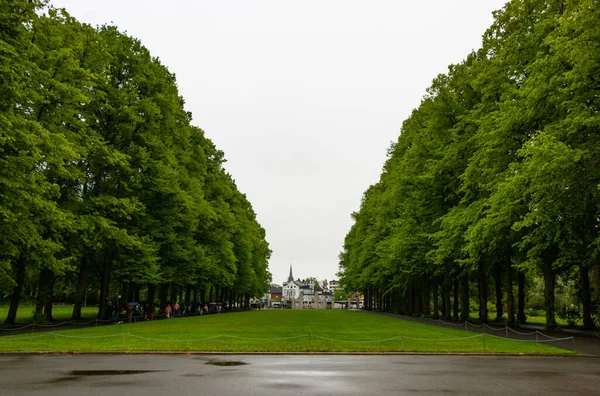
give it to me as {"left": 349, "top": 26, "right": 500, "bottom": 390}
{"left": 1, "top": 354, "right": 598, "bottom": 395}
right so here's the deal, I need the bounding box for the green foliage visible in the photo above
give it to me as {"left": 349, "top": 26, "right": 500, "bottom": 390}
{"left": 339, "top": 0, "right": 600, "bottom": 328}
{"left": 1, "top": 2, "right": 271, "bottom": 323}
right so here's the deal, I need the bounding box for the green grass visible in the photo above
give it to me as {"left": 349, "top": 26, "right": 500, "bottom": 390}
{"left": 470, "top": 311, "right": 569, "bottom": 327}
{"left": 0, "top": 305, "right": 98, "bottom": 324}
{"left": 0, "top": 310, "right": 573, "bottom": 354}
{"left": 524, "top": 315, "right": 569, "bottom": 326}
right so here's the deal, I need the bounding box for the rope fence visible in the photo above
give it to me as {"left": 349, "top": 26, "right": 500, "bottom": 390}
{"left": 0, "top": 312, "right": 208, "bottom": 333}
{"left": 393, "top": 314, "right": 572, "bottom": 342}
{"left": 0, "top": 330, "right": 575, "bottom": 354}
{"left": 0, "top": 311, "right": 580, "bottom": 353}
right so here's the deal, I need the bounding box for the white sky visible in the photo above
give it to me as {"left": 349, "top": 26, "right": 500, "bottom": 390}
{"left": 51, "top": 0, "right": 507, "bottom": 286}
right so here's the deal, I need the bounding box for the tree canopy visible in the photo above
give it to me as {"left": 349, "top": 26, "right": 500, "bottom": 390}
{"left": 1, "top": 1, "right": 271, "bottom": 323}
{"left": 339, "top": 0, "right": 600, "bottom": 329}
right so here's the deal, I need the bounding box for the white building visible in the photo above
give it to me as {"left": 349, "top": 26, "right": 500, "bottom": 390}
{"left": 282, "top": 265, "right": 332, "bottom": 308}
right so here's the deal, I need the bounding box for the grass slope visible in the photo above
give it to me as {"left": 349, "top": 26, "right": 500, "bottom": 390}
{"left": 0, "top": 310, "right": 572, "bottom": 354}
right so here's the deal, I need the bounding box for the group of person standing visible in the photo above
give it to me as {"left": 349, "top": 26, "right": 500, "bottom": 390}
{"left": 162, "top": 301, "right": 209, "bottom": 318}
{"left": 105, "top": 300, "right": 217, "bottom": 323}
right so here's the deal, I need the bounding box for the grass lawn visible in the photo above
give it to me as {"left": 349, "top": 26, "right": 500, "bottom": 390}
{"left": 0, "top": 310, "right": 573, "bottom": 354}
{"left": 524, "top": 315, "right": 569, "bottom": 326}
{"left": 469, "top": 311, "right": 569, "bottom": 327}
{"left": 0, "top": 306, "right": 98, "bottom": 324}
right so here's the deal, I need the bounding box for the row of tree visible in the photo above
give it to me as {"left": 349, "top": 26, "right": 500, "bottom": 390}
{"left": 1, "top": 1, "right": 271, "bottom": 324}
{"left": 339, "top": 0, "right": 600, "bottom": 329}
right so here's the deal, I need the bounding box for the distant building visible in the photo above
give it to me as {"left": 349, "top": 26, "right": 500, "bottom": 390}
{"left": 329, "top": 280, "right": 340, "bottom": 294}
{"left": 281, "top": 264, "right": 332, "bottom": 309}
{"left": 266, "top": 285, "right": 282, "bottom": 308}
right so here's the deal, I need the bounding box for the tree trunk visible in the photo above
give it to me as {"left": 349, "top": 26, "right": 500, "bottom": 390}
{"left": 506, "top": 259, "right": 515, "bottom": 327}
{"left": 43, "top": 271, "right": 55, "bottom": 321}
{"left": 541, "top": 250, "right": 557, "bottom": 329}
{"left": 579, "top": 266, "right": 593, "bottom": 330}
{"left": 159, "top": 283, "right": 169, "bottom": 304}
{"left": 4, "top": 254, "right": 27, "bottom": 324}
{"left": 215, "top": 285, "right": 221, "bottom": 302}
{"left": 432, "top": 281, "right": 439, "bottom": 319}
{"left": 170, "top": 284, "right": 178, "bottom": 303}
{"left": 495, "top": 263, "right": 503, "bottom": 321}
{"left": 443, "top": 275, "right": 451, "bottom": 320}
{"left": 440, "top": 284, "right": 446, "bottom": 318}
{"left": 97, "top": 247, "right": 113, "bottom": 320}
{"left": 72, "top": 256, "right": 89, "bottom": 320}
{"left": 36, "top": 268, "right": 53, "bottom": 317}
{"left": 453, "top": 278, "right": 459, "bottom": 321}
{"left": 415, "top": 287, "right": 422, "bottom": 315}
{"left": 125, "top": 282, "right": 134, "bottom": 302}
{"left": 147, "top": 284, "right": 157, "bottom": 305}
{"left": 399, "top": 289, "right": 406, "bottom": 314}
{"left": 593, "top": 267, "right": 600, "bottom": 329}
{"left": 133, "top": 283, "right": 140, "bottom": 302}
{"left": 477, "top": 262, "right": 488, "bottom": 323}
{"left": 460, "top": 272, "right": 469, "bottom": 321}
{"left": 185, "top": 284, "right": 192, "bottom": 306}
{"left": 423, "top": 280, "right": 430, "bottom": 316}
{"left": 517, "top": 272, "right": 526, "bottom": 324}
{"left": 200, "top": 288, "right": 206, "bottom": 304}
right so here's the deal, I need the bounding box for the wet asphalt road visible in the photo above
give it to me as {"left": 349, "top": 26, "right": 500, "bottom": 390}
{"left": 1, "top": 354, "right": 598, "bottom": 395}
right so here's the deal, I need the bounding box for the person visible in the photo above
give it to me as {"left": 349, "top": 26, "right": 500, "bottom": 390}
{"left": 165, "top": 303, "right": 172, "bottom": 319}
{"left": 115, "top": 304, "right": 121, "bottom": 323}
{"left": 173, "top": 302, "right": 180, "bottom": 317}
{"left": 149, "top": 304, "right": 155, "bottom": 320}
{"left": 179, "top": 300, "right": 186, "bottom": 316}
{"left": 107, "top": 301, "right": 114, "bottom": 321}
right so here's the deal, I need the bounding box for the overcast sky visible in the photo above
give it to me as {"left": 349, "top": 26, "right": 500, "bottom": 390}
{"left": 51, "top": 0, "right": 507, "bottom": 286}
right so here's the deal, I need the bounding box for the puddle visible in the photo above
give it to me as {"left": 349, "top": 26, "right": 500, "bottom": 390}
{"left": 206, "top": 361, "right": 248, "bottom": 367}
{"left": 69, "top": 370, "right": 161, "bottom": 376}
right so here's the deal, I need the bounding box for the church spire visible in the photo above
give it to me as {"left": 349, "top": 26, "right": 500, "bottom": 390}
{"left": 287, "top": 263, "right": 294, "bottom": 282}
